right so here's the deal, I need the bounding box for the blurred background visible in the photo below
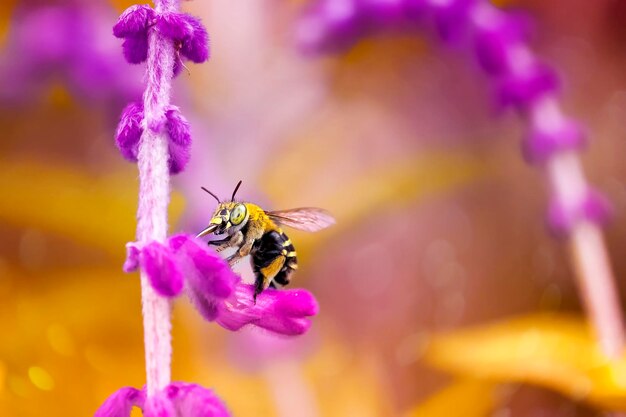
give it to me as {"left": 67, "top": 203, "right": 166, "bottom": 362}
{"left": 2, "top": 0, "right": 626, "bottom": 416}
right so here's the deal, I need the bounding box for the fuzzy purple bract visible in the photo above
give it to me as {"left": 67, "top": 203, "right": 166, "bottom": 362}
{"left": 113, "top": 4, "right": 209, "bottom": 74}
{"left": 114, "top": 101, "right": 192, "bottom": 174}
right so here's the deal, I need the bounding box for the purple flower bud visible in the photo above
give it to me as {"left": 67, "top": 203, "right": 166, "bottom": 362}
{"left": 179, "top": 16, "right": 210, "bottom": 64}
{"left": 165, "top": 107, "right": 192, "bottom": 174}
{"left": 155, "top": 12, "right": 209, "bottom": 71}
{"left": 94, "top": 387, "right": 144, "bottom": 417}
{"left": 499, "top": 65, "right": 559, "bottom": 110}
{"left": 122, "top": 34, "right": 150, "bottom": 64}
{"left": 115, "top": 102, "right": 193, "bottom": 174}
{"left": 95, "top": 383, "right": 230, "bottom": 417}
{"left": 548, "top": 189, "right": 613, "bottom": 236}
{"left": 217, "top": 284, "right": 319, "bottom": 336}
{"left": 142, "top": 241, "right": 185, "bottom": 297}
{"left": 432, "top": 0, "right": 475, "bottom": 42}
{"left": 113, "top": 5, "right": 155, "bottom": 38}
{"left": 523, "top": 119, "right": 586, "bottom": 165}
{"left": 474, "top": 11, "right": 531, "bottom": 76}
{"left": 115, "top": 101, "right": 144, "bottom": 162}
{"left": 156, "top": 12, "right": 195, "bottom": 40}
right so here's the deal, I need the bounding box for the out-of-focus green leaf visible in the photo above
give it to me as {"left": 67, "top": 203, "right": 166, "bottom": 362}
{"left": 405, "top": 379, "right": 496, "bottom": 417}
{"left": 425, "top": 314, "right": 626, "bottom": 411}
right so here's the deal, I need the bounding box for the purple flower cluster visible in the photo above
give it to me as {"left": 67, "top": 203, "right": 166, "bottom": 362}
{"left": 113, "top": 4, "right": 209, "bottom": 75}
{"left": 124, "top": 234, "right": 319, "bottom": 336}
{"left": 116, "top": 101, "right": 192, "bottom": 174}
{"left": 296, "top": 0, "right": 612, "bottom": 236}
{"left": 112, "top": 4, "right": 209, "bottom": 174}
{"left": 0, "top": 3, "right": 142, "bottom": 106}
{"left": 95, "top": 382, "right": 229, "bottom": 417}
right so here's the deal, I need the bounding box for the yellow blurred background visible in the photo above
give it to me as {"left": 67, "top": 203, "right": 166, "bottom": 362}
{"left": 3, "top": 1, "right": 626, "bottom": 416}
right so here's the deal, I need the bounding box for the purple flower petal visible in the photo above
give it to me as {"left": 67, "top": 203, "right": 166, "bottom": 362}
{"left": 94, "top": 387, "right": 145, "bottom": 417}
{"left": 165, "top": 107, "right": 192, "bottom": 174}
{"left": 122, "top": 34, "right": 150, "bottom": 64}
{"left": 217, "top": 284, "right": 319, "bottom": 336}
{"left": 142, "top": 241, "right": 185, "bottom": 297}
{"left": 114, "top": 5, "right": 155, "bottom": 38}
{"left": 156, "top": 12, "right": 195, "bottom": 41}
{"left": 179, "top": 16, "right": 210, "bottom": 64}
{"left": 167, "top": 383, "right": 231, "bottom": 417}
{"left": 123, "top": 242, "right": 141, "bottom": 273}
{"left": 115, "top": 101, "right": 144, "bottom": 162}
{"left": 168, "top": 234, "right": 237, "bottom": 320}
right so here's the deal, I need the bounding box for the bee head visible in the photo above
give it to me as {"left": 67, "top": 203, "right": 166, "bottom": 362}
{"left": 206, "top": 202, "right": 248, "bottom": 235}
{"left": 197, "top": 181, "right": 248, "bottom": 238}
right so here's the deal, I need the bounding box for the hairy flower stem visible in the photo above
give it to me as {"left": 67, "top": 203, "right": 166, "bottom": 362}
{"left": 530, "top": 103, "right": 625, "bottom": 359}
{"left": 136, "top": 0, "right": 178, "bottom": 397}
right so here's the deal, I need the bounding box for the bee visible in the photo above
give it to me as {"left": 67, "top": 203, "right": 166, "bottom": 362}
{"left": 196, "top": 181, "right": 335, "bottom": 299}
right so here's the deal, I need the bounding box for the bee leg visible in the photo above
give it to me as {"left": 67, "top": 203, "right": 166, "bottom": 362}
{"left": 208, "top": 237, "right": 231, "bottom": 252}
{"left": 253, "top": 278, "right": 265, "bottom": 303}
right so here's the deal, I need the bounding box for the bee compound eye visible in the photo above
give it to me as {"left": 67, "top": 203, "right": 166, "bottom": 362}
{"left": 231, "top": 204, "right": 246, "bottom": 225}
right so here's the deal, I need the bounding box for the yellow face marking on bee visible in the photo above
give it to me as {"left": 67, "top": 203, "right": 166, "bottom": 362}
{"left": 281, "top": 249, "right": 287, "bottom": 256}
{"left": 288, "top": 262, "right": 298, "bottom": 270}
{"left": 210, "top": 217, "right": 222, "bottom": 225}
{"left": 286, "top": 251, "right": 297, "bottom": 257}
{"left": 226, "top": 221, "right": 232, "bottom": 229}
{"left": 282, "top": 239, "right": 291, "bottom": 247}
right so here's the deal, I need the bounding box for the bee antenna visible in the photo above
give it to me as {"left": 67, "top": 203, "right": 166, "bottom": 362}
{"left": 231, "top": 180, "right": 243, "bottom": 201}
{"left": 201, "top": 186, "right": 221, "bottom": 203}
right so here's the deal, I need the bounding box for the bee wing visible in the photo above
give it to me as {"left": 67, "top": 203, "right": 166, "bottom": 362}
{"left": 266, "top": 207, "right": 336, "bottom": 232}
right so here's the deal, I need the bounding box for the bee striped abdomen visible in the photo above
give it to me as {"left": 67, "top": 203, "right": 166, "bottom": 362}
{"left": 251, "top": 230, "right": 297, "bottom": 292}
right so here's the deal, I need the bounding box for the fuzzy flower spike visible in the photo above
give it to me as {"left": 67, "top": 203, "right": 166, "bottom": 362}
{"left": 297, "top": 0, "right": 624, "bottom": 359}
{"left": 96, "top": 1, "right": 319, "bottom": 415}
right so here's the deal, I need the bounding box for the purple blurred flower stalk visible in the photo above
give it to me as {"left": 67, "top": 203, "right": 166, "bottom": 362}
{"left": 297, "top": 0, "right": 625, "bottom": 358}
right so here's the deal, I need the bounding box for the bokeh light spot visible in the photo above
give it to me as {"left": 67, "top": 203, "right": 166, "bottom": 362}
{"left": 28, "top": 366, "right": 54, "bottom": 391}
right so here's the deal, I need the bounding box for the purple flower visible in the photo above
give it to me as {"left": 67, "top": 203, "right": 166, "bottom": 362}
{"left": 124, "top": 234, "right": 319, "bottom": 336}
{"left": 0, "top": 3, "right": 142, "bottom": 106}
{"left": 114, "top": 101, "right": 192, "bottom": 174}
{"left": 95, "top": 383, "right": 230, "bottom": 417}
{"left": 548, "top": 189, "right": 612, "bottom": 237}
{"left": 113, "top": 5, "right": 209, "bottom": 75}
